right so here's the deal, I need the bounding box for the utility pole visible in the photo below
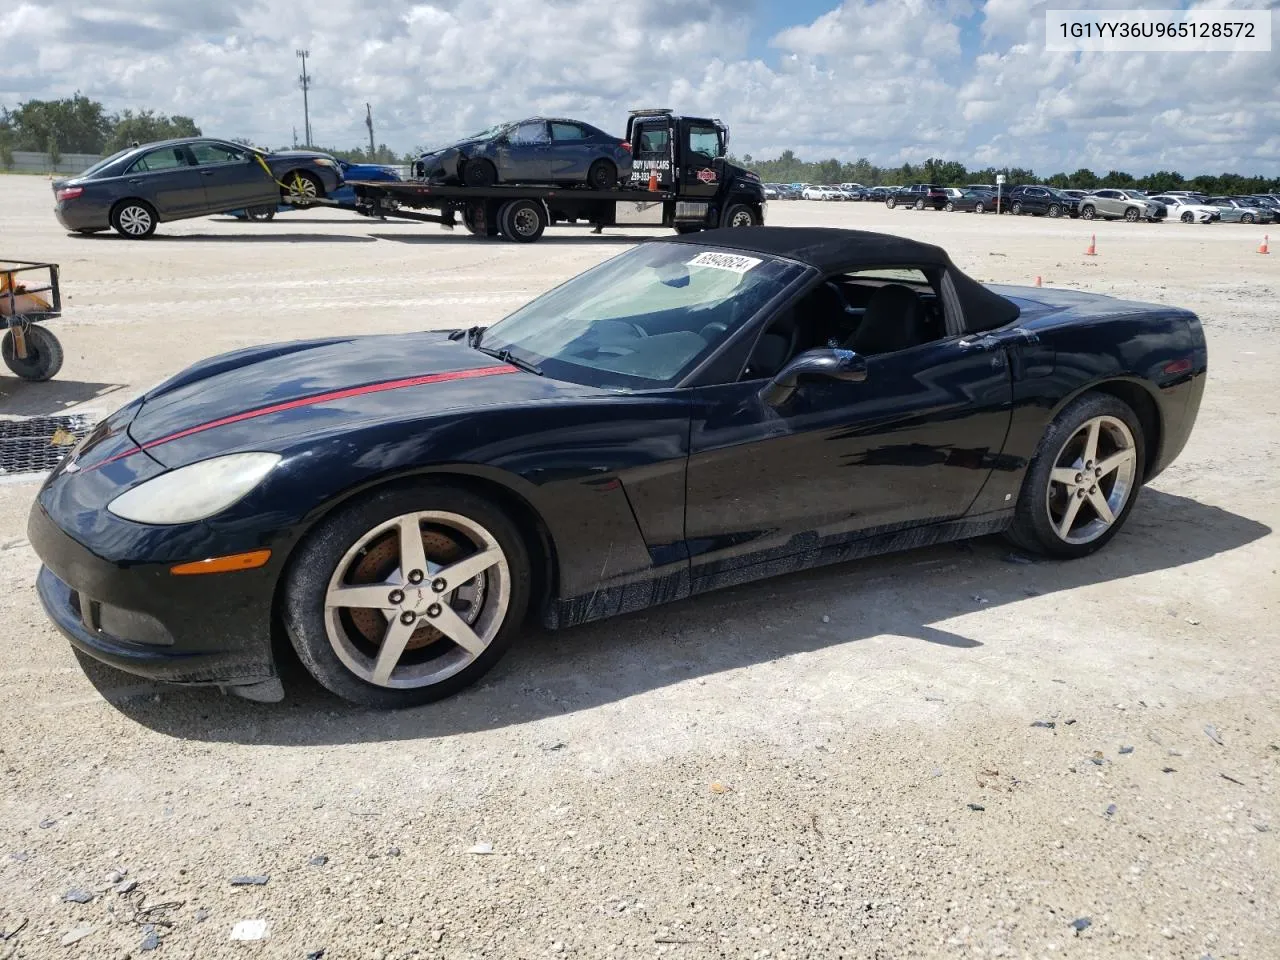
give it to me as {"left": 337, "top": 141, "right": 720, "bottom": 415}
{"left": 296, "top": 49, "right": 312, "bottom": 147}
{"left": 365, "top": 103, "right": 375, "bottom": 160}
{"left": 292, "top": 125, "right": 298, "bottom": 149}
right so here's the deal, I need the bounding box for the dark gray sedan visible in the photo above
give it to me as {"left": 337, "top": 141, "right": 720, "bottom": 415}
{"left": 52, "top": 138, "right": 344, "bottom": 238}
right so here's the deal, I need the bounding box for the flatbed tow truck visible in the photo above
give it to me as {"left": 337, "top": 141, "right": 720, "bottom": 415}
{"left": 333, "top": 109, "right": 767, "bottom": 243}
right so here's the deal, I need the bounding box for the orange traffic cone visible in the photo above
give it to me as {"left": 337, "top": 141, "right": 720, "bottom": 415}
{"left": 1085, "top": 234, "right": 1097, "bottom": 256}
{"left": 647, "top": 171, "right": 658, "bottom": 192}
{"left": 1034, "top": 276, "right": 1042, "bottom": 287}
{"left": 1259, "top": 234, "right": 1270, "bottom": 255}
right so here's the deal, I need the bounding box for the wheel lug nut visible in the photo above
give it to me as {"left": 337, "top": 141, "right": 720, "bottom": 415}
{"left": 399, "top": 611, "right": 416, "bottom": 625}
{"left": 408, "top": 570, "right": 424, "bottom": 584}
{"left": 426, "top": 603, "right": 442, "bottom": 618}
{"left": 1077, "top": 489, "right": 1086, "bottom": 498}
{"left": 1074, "top": 473, "right": 1083, "bottom": 483}
{"left": 431, "top": 578, "right": 448, "bottom": 593}
{"left": 388, "top": 589, "right": 404, "bottom": 604}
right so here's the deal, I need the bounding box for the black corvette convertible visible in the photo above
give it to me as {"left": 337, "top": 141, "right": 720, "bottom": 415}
{"left": 29, "top": 228, "right": 1207, "bottom": 708}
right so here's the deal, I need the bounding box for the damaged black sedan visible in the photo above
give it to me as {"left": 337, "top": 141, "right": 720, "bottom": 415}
{"left": 412, "top": 117, "right": 633, "bottom": 188}
{"left": 29, "top": 228, "right": 1206, "bottom": 709}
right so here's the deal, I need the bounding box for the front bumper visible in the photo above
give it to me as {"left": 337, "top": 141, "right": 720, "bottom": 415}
{"left": 28, "top": 501, "right": 280, "bottom": 689}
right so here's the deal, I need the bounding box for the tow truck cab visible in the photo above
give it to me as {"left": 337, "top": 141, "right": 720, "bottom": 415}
{"left": 622, "top": 109, "right": 766, "bottom": 232}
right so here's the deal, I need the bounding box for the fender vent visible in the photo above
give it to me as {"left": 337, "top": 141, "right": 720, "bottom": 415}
{"left": 0, "top": 414, "right": 94, "bottom": 476}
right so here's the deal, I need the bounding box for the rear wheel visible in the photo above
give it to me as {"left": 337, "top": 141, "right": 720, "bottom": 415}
{"left": 944, "top": 201, "right": 955, "bottom": 212}
{"left": 1011, "top": 201, "right": 1023, "bottom": 215}
{"left": 462, "top": 158, "right": 498, "bottom": 188}
{"left": 283, "top": 483, "right": 531, "bottom": 709}
{"left": 2, "top": 325, "right": 64, "bottom": 381}
{"left": 914, "top": 199, "right": 924, "bottom": 210}
{"left": 1007, "top": 392, "right": 1145, "bottom": 558}
{"left": 1241, "top": 213, "right": 1255, "bottom": 224}
{"left": 1048, "top": 203, "right": 1061, "bottom": 218}
{"left": 674, "top": 224, "right": 703, "bottom": 235}
{"left": 974, "top": 201, "right": 985, "bottom": 214}
{"left": 886, "top": 197, "right": 897, "bottom": 209}
{"left": 500, "top": 199, "right": 547, "bottom": 243}
{"left": 587, "top": 159, "right": 617, "bottom": 190}
{"left": 246, "top": 205, "right": 276, "bottom": 221}
{"left": 110, "top": 200, "right": 157, "bottom": 238}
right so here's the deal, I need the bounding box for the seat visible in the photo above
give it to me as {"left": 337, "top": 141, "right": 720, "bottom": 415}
{"left": 845, "top": 283, "right": 927, "bottom": 355}
{"left": 746, "top": 332, "right": 791, "bottom": 378}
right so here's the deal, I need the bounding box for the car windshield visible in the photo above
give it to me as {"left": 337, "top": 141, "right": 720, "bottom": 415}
{"left": 79, "top": 147, "right": 136, "bottom": 178}
{"left": 480, "top": 242, "right": 806, "bottom": 388}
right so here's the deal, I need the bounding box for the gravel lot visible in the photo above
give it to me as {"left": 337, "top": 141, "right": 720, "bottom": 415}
{"left": 1, "top": 176, "right": 1277, "bottom": 959}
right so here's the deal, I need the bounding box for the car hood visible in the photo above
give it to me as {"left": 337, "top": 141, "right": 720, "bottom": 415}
{"left": 122, "top": 332, "right": 597, "bottom": 467}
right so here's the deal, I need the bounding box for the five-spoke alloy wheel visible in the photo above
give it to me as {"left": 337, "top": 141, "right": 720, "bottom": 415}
{"left": 1007, "top": 392, "right": 1145, "bottom": 558}
{"left": 284, "top": 483, "right": 530, "bottom": 707}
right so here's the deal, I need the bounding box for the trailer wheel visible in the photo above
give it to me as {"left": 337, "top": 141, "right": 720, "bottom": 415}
{"left": 462, "top": 159, "right": 498, "bottom": 188}
{"left": 463, "top": 202, "right": 498, "bottom": 237}
{"left": 2, "top": 325, "right": 64, "bottom": 382}
{"left": 500, "top": 199, "right": 547, "bottom": 243}
{"left": 722, "top": 203, "right": 757, "bottom": 228}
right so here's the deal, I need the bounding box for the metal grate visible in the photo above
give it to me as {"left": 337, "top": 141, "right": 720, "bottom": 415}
{"left": 0, "top": 414, "right": 94, "bottom": 476}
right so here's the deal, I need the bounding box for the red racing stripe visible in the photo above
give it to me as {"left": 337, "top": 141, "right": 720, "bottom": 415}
{"left": 93, "top": 364, "right": 516, "bottom": 468}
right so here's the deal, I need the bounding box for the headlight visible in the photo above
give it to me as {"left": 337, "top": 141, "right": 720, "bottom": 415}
{"left": 107, "top": 452, "right": 281, "bottom": 525}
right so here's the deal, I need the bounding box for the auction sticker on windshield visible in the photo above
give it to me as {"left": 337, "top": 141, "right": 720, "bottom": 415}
{"left": 687, "top": 251, "right": 762, "bottom": 274}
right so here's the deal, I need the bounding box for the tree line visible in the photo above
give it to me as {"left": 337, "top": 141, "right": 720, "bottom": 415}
{"left": 736, "top": 150, "right": 1280, "bottom": 196}
{"left": 0, "top": 93, "right": 200, "bottom": 167}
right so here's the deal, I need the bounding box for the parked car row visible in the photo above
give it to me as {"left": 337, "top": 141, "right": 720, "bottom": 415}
{"left": 877, "top": 183, "right": 1277, "bottom": 224}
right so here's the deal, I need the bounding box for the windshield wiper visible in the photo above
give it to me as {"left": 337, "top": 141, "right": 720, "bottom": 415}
{"left": 475, "top": 343, "right": 543, "bottom": 376}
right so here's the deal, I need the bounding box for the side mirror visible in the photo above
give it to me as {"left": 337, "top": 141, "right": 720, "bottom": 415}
{"left": 761, "top": 347, "right": 867, "bottom": 407}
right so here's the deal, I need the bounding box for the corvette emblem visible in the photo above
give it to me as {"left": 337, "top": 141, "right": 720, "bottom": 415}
{"left": 696, "top": 168, "right": 717, "bottom": 184}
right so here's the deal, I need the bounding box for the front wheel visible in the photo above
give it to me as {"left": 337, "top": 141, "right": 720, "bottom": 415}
{"left": 246, "top": 205, "right": 276, "bottom": 221}
{"left": 1011, "top": 201, "right": 1023, "bottom": 215}
{"left": 944, "top": 201, "right": 954, "bottom": 212}
{"left": 1080, "top": 205, "right": 1096, "bottom": 221}
{"left": 283, "top": 483, "right": 532, "bottom": 709}
{"left": 282, "top": 171, "right": 321, "bottom": 203}
{"left": 914, "top": 199, "right": 924, "bottom": 210}
{"left": 974, "top": 201, "right": 985, "bottom": 214}
{"left": 2, "top": 325, "right": 65, "bottom": 381}
{"left": 462, "top": 158, "right": 498, "bottom": 188}
{"left": 722, "top": 203, "right": 757, "bottom": 228}
{"left": 674, "top": 224, "right": 703, "bottom": 235}
{"left": 1181, "top": 211, "right": 1194, "bottom": 223}
{"left": 1123, "top": 207, "right": 1140, "bottom": 222}
{"left": 1006, "top": 392, "right": 1145, "bottom": 559}
{"left": 886, "top": 197, "right": 896, "bottom": 209}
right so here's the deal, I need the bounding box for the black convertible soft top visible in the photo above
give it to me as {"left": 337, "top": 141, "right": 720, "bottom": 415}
{"left": 671, "top": 226, "right": 1020, "bottom": 331}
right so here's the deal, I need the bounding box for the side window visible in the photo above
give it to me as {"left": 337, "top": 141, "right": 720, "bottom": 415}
{"left": 189, "top": 143, "right": 245, "bottom": 165}
{"left": 127, "top": 148, "right": 187, "bottom": 173}
{"left": 637, "top": 127, "right": 669, "bottom": 153}
{"left": 510, "top": 122, "right": 549, "bottom": 144}
{"left": 550, "top": 123, "right": 586, "bottom": 141}
{"left": 686, "top": 124, "right": 721, "bottom": 159}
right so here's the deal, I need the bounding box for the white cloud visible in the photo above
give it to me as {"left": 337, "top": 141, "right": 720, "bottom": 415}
{"left": 1, "top": 0, "right": 1277, "bottom": 174}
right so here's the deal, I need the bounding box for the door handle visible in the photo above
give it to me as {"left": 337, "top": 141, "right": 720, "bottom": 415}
{"left": 128, "top": 178, "right": 143, "bottom": 184}
{"left": 200, "top": 170, "right": 214, "bottom": 176}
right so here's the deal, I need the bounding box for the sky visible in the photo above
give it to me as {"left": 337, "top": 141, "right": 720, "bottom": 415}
{"left": 2, "top": 0, "right": 1278, "bottom": 174}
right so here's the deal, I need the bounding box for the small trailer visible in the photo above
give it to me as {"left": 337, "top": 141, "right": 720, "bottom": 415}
{"left": 344, "top": 109, "right": 768, "bottom": 243}
{"left": 1, "top": 260, "right": 65, "bottom": 382}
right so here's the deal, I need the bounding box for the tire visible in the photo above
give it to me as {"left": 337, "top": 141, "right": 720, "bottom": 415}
{"left": 1241, "top": 213, "right": 1254, "bottom": 224}
{"left": 974, "top": 201, "right": 985, "bottom": 214}
{"left": 944, "top": 201, "right": 955, "bottom": 212}
{"left": 722, "top": 203, "right": 757, "bottom": 228}
{"left": 110, "top": 200, "right": 157, "bottom": 238}
{"left": 246, "top": 205, "right": 276, "bottom": 221}
{"left": 587, "top": 159, "right": 617, "bottom": 190}
{"left": 1181, "top": 212, "right": 1194, "bottom": 223}
{"left": 282, "top": 482, "right": 532, "bottom": 709}
{"left": 2, "top": 325, "right": 64, "bottom": 381}
{"left": 1123, "top": 207, "right": 1139, "bottom": 222}
{"left": 674, "top": 224, "right": 703, "bottom": 235}
{"left": 1080, "top": 205, "right": 1096, "bottom": 221}
{"left": 281, "top": 171, "right": 322, "bottom": 203}
{"left": 886, "top": 197, "right": 896, "bottom": 209}
{"left": 1048, "top": 204, "right": 1061, "bottom": 218}
{"left": 914, "top": 199, "right": 924, "bottom": 210}
{"left": 1006, "top": 392, "right": 1145, "bottom": 559}
{"left": 74, "top": 228, "right": 105, "bottom": 235}
{"left": 500, "top": 198, "right": 547, "bottom": 243}
{"left": 462, "top": 158, "right": 498, "bottom": 188}
{"left": 1011, "top": 201, "right": 1023, "bottom": 215}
